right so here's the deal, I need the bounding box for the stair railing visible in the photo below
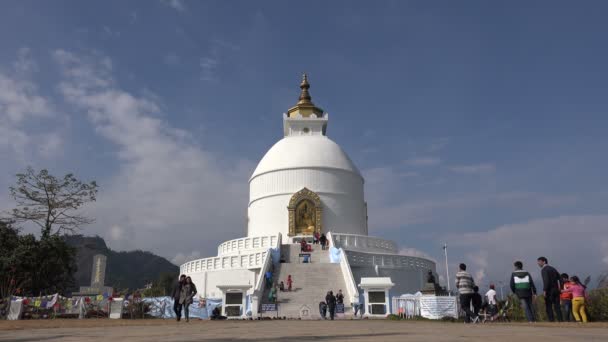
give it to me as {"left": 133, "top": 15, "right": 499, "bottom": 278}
{"left": 251, "top": 233, "right": 281, "bottom": 318}
{"left": 327, "top": 232, "right": 359, "bottom": 308}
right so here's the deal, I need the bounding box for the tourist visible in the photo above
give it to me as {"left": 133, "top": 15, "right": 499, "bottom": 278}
{"left": 172, "top": 274, "right": 186, "bottom": 321}
{"left": 326, "top": 290, "right": 337, "bottom": 320}
{"left": 537, "top": 257, "right": 563, "bottom": 322}
{"left": 319, "top": 301, "right": 327, "bottom": 319}
{"left": 336, "top": 289, "right": 344, "bottom": 304}
{"left": 510, "top": 260, "right": 537, "bottom": 322}
{"left": 313, "top": 231, "right": 320, "bottom": 244}
{"left": 180, "top": 276, "right": 198, "bottom": 322}
{"left": 300, "top": 239, "right": 309, "bottom": 252}
{"left": 265, "top": 270, "right": 273, "bottom": 289}
{"left": 455, "top": 263, "right": 477, "bottom": 323}
{"left": 560, "top": 273, "right": 573, "bottom": 322}
{"left": 472, "top": 286, "right": 482, "bottom": 317}
{"left": 485, "top": 284, "right": 498, "bottom": 319}
{"left": 562, "top": 276, "right": 588, "bottom": 323}
{"left": 320, "top": 234, "right": 327, "bottom": 250}
{"left": 287, "top": 275, "right": 293, "bottom": 291}
{"left": 211, "top": 306, "right": 227, "bottom": 320}
{"left": 269, "top": 285, "right": 277, "bottom": 303}
{"left": 279, "top": 281, "right": 285, "bottom": 292}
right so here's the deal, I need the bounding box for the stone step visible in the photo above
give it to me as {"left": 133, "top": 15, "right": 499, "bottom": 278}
{"left": 262, "top": 258, "right": 350, "bottom": 319}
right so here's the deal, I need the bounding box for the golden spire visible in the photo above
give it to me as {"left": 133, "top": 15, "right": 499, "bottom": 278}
{"left": 297, "top": 73, "right": 312, "bottom": 105}
{"left": 287, "top": 73, "right": 323, "bottom": 118}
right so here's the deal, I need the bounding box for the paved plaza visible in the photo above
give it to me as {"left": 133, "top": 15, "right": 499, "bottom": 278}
{"left": 1, "top": 319, "right": 607, "bottom": 342}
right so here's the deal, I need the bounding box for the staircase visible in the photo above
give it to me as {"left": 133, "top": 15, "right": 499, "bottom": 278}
{"left": 262, "top": 244, "right": 351, "bottom": 319}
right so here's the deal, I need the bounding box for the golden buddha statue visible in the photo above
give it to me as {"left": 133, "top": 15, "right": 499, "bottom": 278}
{"left": 295, "top": 200, "right": 315, "bottom": 235}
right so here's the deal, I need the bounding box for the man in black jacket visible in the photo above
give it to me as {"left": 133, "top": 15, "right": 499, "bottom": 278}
{"left": 537, "top": 257, "right": 563, "bottom": 322}
{"left": 326, "top": 291, "right": 337, "bottom": 320}
{"left": 172, "top": 274, "right": 186, "bottom": 321}
{"left": 510, "top": 261, "right": 537, "bottom": 322}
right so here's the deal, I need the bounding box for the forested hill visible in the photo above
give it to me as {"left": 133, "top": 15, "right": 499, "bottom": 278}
{"left": 64, "top": 235, "right": 179, "bottom": 291}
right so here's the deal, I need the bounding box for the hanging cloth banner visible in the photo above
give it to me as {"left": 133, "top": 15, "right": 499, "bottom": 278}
{"left": 46, "top": 294, "right": 58, "bottom": 309}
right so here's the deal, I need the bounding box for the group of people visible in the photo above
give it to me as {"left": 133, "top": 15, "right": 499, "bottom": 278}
{"left": 171, "top": 274, "right": 198, "bottom": 322}
{"left": 456, "top": 256, "right": 589, "bottom": 323}
{"left": 267, "top": 274, "right": 294, "bottom": 303}
{"left": 318, "top": 289, "right": 345, "bottom": 320}
{"left": 312, "top": 232, "right": 328, "bottom": 250}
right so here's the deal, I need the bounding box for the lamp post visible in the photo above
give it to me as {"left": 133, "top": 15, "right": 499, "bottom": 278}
{"left": 443, "top": 243, "right": 450, "bottom": 294}
{"left": 498, "top": 281, "right": 505, "bottom": 300}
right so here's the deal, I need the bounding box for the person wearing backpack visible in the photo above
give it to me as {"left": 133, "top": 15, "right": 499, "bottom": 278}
{"left": 510, "top": 260, "right": 537, "bottom": 322}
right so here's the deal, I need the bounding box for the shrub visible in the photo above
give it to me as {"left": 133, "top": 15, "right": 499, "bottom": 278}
{"left": 587, "top": 288, "right": 608, "bottom": 322}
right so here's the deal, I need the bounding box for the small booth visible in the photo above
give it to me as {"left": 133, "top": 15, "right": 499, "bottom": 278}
{"left": 359, "top": 277, "right": 394, "bottom": 318}
{"left": 217, "top": 285, "right": 251, "bottom": 319}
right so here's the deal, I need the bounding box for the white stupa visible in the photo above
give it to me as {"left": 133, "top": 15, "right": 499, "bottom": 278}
{"left": 181, "top": 75, "right": 436, "bottom": 319}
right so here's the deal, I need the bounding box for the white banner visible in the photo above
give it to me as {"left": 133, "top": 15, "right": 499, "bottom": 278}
{"left": 419, "top": 296, "right": 458, "bottom": 319}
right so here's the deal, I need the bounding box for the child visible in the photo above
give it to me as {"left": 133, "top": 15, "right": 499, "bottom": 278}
{"left": 287, "top": 275, "right": 293, "bottom": 291}
{"left": 472, "top": 286, "right": 482, "bottom": 317}
{"left": 562, "top": 276, "right": 588, "bottom": 323}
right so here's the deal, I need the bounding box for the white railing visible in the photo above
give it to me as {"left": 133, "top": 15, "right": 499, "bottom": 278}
{"left": 218, "top": 235, "right": 279, "bottom": 256}
{"left": 330, "top": 233, "right": 398, "bottom": 254}
{"left": 180, "top": 251, "right": 268, "bottom": 274}
{"left": 345, "top": 250, "right": 435, "bottom": 271}
{"left": 327, "top": 232, "right": 359, "bottom": 307}
{"left": 251, "top": 233, "right": 281, "bottom": 319}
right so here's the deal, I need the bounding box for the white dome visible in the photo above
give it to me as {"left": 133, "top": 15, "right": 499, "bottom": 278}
{"left": 250, "top": 136, "right": 362, "bottom": 180}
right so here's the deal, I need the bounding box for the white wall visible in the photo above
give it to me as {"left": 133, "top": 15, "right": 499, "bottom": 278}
{"left": 248, "top": 168, "right": 366, "bottom": 238}
{"left": 186, "top": 269, "right": 258, "bottom": 299}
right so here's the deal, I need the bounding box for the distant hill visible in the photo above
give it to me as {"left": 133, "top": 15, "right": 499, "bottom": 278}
{"left": 64, "top": 235, "right": 179, "bottom": 291}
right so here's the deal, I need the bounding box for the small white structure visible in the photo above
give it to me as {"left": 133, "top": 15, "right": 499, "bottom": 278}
{"left": 217, "top": 285, "right": 251, "bottom": 318}
{"left": 359, "top": 277, "right": 394, "bottom": 317}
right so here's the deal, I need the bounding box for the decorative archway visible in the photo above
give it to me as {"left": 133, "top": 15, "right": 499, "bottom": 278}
{"left": 288, "top": 188, "right": 322, "bottom": 236}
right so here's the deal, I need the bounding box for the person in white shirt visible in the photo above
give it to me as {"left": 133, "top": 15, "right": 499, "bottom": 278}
{"left": 485, "top": 284, "right": 498, "bottom": 319}
{"left": 486, "top": 284, "right": 497, "bottom": 305}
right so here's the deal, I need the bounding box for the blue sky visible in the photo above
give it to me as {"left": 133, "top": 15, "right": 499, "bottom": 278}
{"left": 1, "top": 0, "right": 607, "bottom": 289}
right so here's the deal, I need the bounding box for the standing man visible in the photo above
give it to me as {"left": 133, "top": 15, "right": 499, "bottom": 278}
{"left": 510, "top": 261, "right": 537, "bottom": 322}
{"left": 560, "top": 273, "right": 573, "bottom": 322}
{"left": 326, "top": 290, "right": 337, "bottom": 320}
{"left": 537, "top": 256, "right": 563, "bottom": 322}
{"left": 172, "top": 274, "right": 186, "bottom": 321}
{"left": 455, "top": 263, "right": 476, "bottom": 323}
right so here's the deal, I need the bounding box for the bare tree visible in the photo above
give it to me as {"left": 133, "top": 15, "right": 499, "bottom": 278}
{"left": 7, "top": 167, "right": 98, "bottom": 237}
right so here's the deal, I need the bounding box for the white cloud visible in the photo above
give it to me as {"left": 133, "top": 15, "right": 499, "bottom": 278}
{"left": 164, "top": 53, "right": 180, "bottom": 66}
{"left": 200, "top": 57, "right": 218, "bottom": 81}
{"left": 403, "top": 157, "right": 441, "bottom": 167}
{"left": 445, "top": 215, "right": 608, "bottom": 287}
{"left": 172, "top": 250, "right": 201, "bottom": 266}
{"left": 53, "top": 50, "right": 253, "bottom": 259}
{"left": 0, "top": 49, "right": 60, "bottom": 160}
{"left": 160, "top": 0, "right": 186, "bottom": 12}
{"left": 449, "top": 162, "right": 496, "bottom": 175}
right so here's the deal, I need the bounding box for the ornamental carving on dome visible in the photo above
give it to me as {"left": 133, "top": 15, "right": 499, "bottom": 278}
{"left": 287, "top": 188, "right": 322, "bottom": 237}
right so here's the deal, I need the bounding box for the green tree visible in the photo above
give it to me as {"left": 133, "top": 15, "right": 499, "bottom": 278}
{"left": 1, "top": 167, "right": 97, "bottom": 297}
{"left": 0, "top": 220, "right": 77, "bottom": 297}
{"left": 158, "top": 272, "right": 176, "bottom": 296}
{"left": 8, "top": 167, "right": 98, "bottom": 237}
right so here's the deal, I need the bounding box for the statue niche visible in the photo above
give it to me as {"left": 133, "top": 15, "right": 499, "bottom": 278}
{"left": 296, "top": 200, "right": 315, "bottom": 235}
{"left": 288, "top": 188, "right": 322, "bottom": 236}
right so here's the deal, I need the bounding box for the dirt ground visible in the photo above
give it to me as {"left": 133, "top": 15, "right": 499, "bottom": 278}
{"left": 1, "top": 319, "right": 607, "bottom": 341}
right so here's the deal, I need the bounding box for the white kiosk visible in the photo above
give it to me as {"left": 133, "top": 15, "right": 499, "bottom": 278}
{"left": 359, "top": 277, "right": 394, "bottom": 317}
{"left": 217, "top": 285, "right": 252, "bottom": 319}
